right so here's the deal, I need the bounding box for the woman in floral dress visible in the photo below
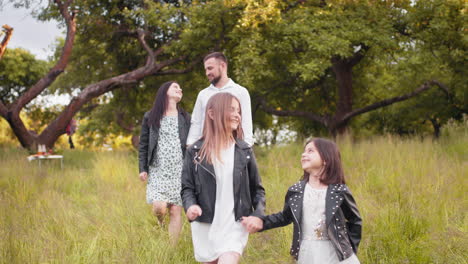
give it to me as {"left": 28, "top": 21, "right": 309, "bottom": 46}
{"left": 138, "top": 81, "right": 190, "bottom": 243}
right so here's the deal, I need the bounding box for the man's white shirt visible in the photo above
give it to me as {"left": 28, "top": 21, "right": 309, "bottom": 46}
{"left": 187, "top": 79, "right": 254, "bottom": 146}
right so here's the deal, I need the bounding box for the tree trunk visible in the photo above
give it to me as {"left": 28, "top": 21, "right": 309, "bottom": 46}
{"left": 429, "top": 117, "right": 441, "bottom": 139}
{"left": 131, "top": 135, "right": 139, "bottom": 149}
{"left": 5, "top": 111, "right": 36, "bottom": 149}
{"left": 0, "top": 25, "right": 13, "bottom": 59}
{"left": 331, "top": 57, "right": 354, "bottom": 136}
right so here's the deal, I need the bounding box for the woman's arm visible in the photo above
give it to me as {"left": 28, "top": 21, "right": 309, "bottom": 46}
{"left": 138, "top": 113, "right": 150, "bottom": 174}
{"left": 342, "top": 187, "right": 362, "bottom": 253}
{"left": 181, "top": 149, "right": 198, "bottom": 214}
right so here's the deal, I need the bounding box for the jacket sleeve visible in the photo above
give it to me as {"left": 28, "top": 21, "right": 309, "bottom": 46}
{"left": 186, "top": 111, "right": 192, "bottom": 124}
{"left": 181, "top": 148, "right": 198, "bottom": 213}
{"left": 247, "top": 149, "right": 266, "bottom": 218}
{"left": 184, "top": 112, "right": 192, "bottom": 140}
{"left": 138, "top": 113, "right": 150, "bottom": 173}
{"left": 238, "top": 87, "right": 254, "bottom": 146}
{"left": 186, "top": 93, "right": 203, "bottom": 145}
{"left": 261, "top": 191, "right": 293, "bottom": 231}
{"left": 342, "top": 187, "right": 362, "bottom": 253}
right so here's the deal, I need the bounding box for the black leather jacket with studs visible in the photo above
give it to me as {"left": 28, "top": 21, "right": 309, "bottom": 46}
{"left": 261, "top": 180, "right": 362, "bottom": 261}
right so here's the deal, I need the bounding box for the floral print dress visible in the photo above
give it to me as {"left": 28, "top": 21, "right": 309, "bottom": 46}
{"left": 147, "top": 116, "right": 183, "bottom": 206}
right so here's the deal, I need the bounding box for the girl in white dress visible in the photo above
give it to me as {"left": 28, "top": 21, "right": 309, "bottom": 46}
{"left": 181, "top": 93, "right": 265, "bottom": 264}
{"left": 257, "top": 138, "right": 362, "bottom": 264}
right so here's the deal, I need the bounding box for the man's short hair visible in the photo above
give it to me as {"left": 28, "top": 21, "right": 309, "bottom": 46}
{"left": 204, "top": 52, "right": 228, "bottom": 65}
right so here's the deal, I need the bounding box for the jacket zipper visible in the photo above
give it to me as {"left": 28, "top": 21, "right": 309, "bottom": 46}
{"left": 198, "top": 163, "right": 216, "bottom": 178}
{"left": 235, "top": 172, "right": 243, "bottom": 221}
{"left": 290, "top": 207, "right": 302, "bottom": 241}
{"left": 194, "top": 152, "right": 216, "bottom": 179}
{"left": 333, "top": 221, "right": 344, "bottom": 255}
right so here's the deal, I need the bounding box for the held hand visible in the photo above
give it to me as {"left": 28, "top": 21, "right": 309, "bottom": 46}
{"left": 139, "top": 172, "right": 148, "bottom": 182}
{"left": 186, "top": 205, "right": 202, "bottom": 221}
{"left": 241, "top": 216, "right": 263, "bottom": 233}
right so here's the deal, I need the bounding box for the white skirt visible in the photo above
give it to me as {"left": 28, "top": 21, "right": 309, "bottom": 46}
{"left": 298, "top": 240, "right": 360, "bottom": 264}
{"left": 190, "top": 221, "right": 249, "bottom": 262}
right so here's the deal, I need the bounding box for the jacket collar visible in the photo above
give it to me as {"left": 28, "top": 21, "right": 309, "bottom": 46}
{"left": 287, "top": 181, "right": 346, "bottom": 193}
{"left": 234, "top": 138, "right": 250, "bottom": 150}
{"left": 191, "top": 138, "right": 249, "bottom": 151}
{"left": 191, "top": 138, "right": 251, "bottom": 180}
{"left": 287, "top": 180, "right": 306, "bottom": 225}
{"left": 288, "top": 180, "right": 307, "bottom": 193}
{"left": 325, "top": 183, "right": 347, "bottom": 226}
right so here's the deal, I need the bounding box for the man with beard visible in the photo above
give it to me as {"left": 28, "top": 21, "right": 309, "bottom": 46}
{"left": 187, "top": 52, "right": 254, "bottom": 146}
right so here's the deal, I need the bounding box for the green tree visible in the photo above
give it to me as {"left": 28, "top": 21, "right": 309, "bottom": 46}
{"left": 232, "top": 0, "right": 459, "bottom": 137}
{"left": 0, "top": 48, "right": 49, "bottom": 105}
{"left": 0, "top": 0, "right": 241, "bottom": 150}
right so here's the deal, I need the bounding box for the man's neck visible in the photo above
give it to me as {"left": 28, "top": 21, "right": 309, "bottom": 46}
{"left": 214, "top": 76, "right": 230, "bottom": 89}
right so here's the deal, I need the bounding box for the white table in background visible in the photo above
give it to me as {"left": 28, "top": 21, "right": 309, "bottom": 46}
{"left": 27, "top": 155, "right": 64, "bottom": 169}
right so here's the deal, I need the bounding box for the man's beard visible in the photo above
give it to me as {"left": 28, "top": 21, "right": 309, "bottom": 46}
{"left": 210, "top": 75, "right": 221, "bottom": 86}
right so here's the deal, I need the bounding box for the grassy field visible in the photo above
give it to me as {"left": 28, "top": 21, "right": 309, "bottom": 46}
{"left": 0, "top": 123, "right": 467, "bottom": 263}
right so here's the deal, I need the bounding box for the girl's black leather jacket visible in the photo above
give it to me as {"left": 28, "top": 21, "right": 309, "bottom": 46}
{"left": 261, "top": 180, "right": 362, "bottom": 261}
{"left": 181, "top": 138, "right": 266, "bottom": 223}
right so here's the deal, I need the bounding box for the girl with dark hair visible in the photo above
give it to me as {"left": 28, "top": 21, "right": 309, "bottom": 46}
{"left": 181, "top": 93, "right": 265, "bottom": 264}
{"left": 254, "top": 138, "right": 362, "bottom": 264}
{"left": 138, "top": 81, "right": 191, "bottom": 243}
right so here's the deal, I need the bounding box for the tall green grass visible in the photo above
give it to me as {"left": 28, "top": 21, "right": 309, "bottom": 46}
{"left": 0, "top": 123, "right": 466, "bottom": 263}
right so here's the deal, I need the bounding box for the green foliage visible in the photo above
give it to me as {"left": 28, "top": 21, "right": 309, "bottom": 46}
{"left": 0, "top": 118, "right": 16, "bottom": 146}
{"left": 1, "top": 127, "right": 467, "bottom": 263}
{"left": 230, "top": 0, "right": 465, "bottom": 137}
{"left": 353, "top": 0, "right": 467, "bottom": 136}
{"left": 2, "top": 0, "right": 465, "bottom": 146}
{"left": 41, "top": 0, "right": 246, "bottom": 145}
{"left": 0, "top": 48, "right": 49, "bottom": 105}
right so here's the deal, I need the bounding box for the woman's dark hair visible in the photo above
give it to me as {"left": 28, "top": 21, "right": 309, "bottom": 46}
{"left": 148, "top": 81, "right": 180, "bottom": 128}
{"left": 302, "top": 138, "right": 346, "bottom": 185}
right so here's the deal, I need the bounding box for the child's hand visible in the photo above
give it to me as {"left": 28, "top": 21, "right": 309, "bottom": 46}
{"left": 241, "top": 216, "right": 263, "bottom": 233}
{"left": 186, "top": 205, "right": 202, "bottom": 221}
{"left": 139, "top": 172, "right": 148, "bottom": 182}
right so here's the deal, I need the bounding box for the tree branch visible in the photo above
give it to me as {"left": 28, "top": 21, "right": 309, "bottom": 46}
{"left": 115, "top": 112, "right": 135, "bottom": 132}
{"left": 258, "top": 96, "right": 326, "bottom": 124}
{"left": 12, "top": 0, "right": 76, "bottom": 112}
{"left": 157, "top": 56, "right": 202, "bottom": 75}
{"left": 136, "top": 29, "right": 155, "bottom": 66}
{"left": 152, "top": 55, "right": 188, "bottom": 74}
{"left": 341, "top": 80, "right": 449, "bottom": 123}
{"left": 344, "top": 44, "right": 369, "bottom": 67}
{"left": 0, "top": 24, "right": 13, "bottom": 59}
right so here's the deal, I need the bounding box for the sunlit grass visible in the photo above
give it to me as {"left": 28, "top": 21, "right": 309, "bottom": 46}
{"left": 0, "top": 122, "right": 466, "bottom": 263}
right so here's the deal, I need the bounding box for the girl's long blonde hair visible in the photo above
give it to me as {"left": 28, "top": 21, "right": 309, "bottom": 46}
{"left": 198, "top": 93, "right": 243, "bottom": 164}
